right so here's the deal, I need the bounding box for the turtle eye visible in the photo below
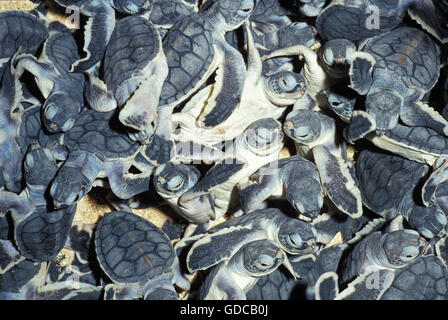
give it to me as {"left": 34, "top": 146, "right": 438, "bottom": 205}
{"left": 323, "top": 47, "right": 334, "bottom": 65}
{"left": 279, "top": 74, "right": 296, "bottom": 91}
{"left": 238, "top": 0, "right": 254, "bottom": 15}
{"left": 167, "top": 175, "right": 184, "bottom": 191}
{"left": 399, "top": 246, "right": 420, "bottom": 262}
{"left": 255, "top": 254, "right": 275, "bottom": 270}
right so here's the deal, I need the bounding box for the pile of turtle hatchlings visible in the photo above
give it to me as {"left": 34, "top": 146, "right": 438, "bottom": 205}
{"left": 1, "top": 0, "right": 448, "bottom": 300}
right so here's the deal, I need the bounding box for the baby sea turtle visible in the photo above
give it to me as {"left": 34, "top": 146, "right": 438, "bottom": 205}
{"left": 339, "top": 228, "right": 427, "bottom": 285}
{"left": 49, "top": 108, "right": 152, "bottom": 208}
{"left": 238, "top": 155, "right": 324, "bottom": 220}
{"left": 153, "top": 161, "right": 215, "bottom": 224}
{"left": 347, "top": 27, "right": 445, "bottom": 135}
{"left": 86, "top": 15, "right": 168, "bottom": 144}
{"left": 185, "top": 208, "right": 318, "bottom": 274}
{"left": 0, "top": 145, "right": 76, "bottom": 262}
{"left": 173, "top": 22, "right": 307, "bottom": 147}
{"left": 54, "top": 0, "right": 153, "bottom": 72}
{"left": 94, "top": 210, "right": 183, "bottom": 300}
{"left": 15, "top": 25, "right": 85, "bottom": 133}
{"left": 198, "top": 239, "right": 292, "bottom": 300}
{"left": 283, "top": 109, "right": 363, "bottom": 218}
{"left": 356, "top": 150, "right": 448, "bottom": 238}
{"left": 179, "top": 117, "right": 285, "bottom": 221}
{"left": 316, "top": 0, "right": 448, "bottom": 43}
{"left": 0, "top": 10, "right": 49, "bottom": 79}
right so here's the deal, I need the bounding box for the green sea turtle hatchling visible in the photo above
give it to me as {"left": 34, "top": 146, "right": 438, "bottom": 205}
{"left": 15, "top": 24, "right": 85, "bottom": 133}
{"left": 178, "top": 118, "right": 284, "bottom": 221}
{"left": 49, "top": 108, "right": 154, "bottom": 208}
{"left": 185, "top": 208, "right": 317, "bottom": 274}
{"left": 198, "top": 239, "right": 293, "bottom": 300}
{"left": 346, "top": 27, "right": 446, "bottom": 136}
{"left": 0, "top": 144, "right": 77, "bottom": 262}
{"left": 339, "top": 228, "right": 427, "bottom": 286}
{"left": 238, "top": 155, "right": 324, "bottom": 220}
{"left": 95, "top": 210, "right": 186, "bottom": 300}
{"left": 153, "top": 161, "right": 215, "bottom": 224}
{"left": 54, "top": 0, "right": 153, "bottom": 72}
{"left": 0, "top": 10, "right": 49, "bottom": 79}
{"left": 149, "top": 0, "right": 257, "bottom": 164}
{"left": 172, "top": 22, "right": 307, "bottom": 147}
{"left": 283, "top": 109, "right": 363, "bottom": 218}
{"left": 86, "top": 15, "right": 168, "bottom": 145}
{"left": 316, "top": 0, "right": 448, "bottom": 43}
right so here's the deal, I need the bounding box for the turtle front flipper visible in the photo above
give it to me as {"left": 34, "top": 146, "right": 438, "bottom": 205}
{"left": 198, "top": 39, "right": 246, "bottom": 127}
{"left": 104, "top": 160, "right": 152, "bottom": 200}
{"left": 313, "top": 145, "right": 363, "bottom": 218}
{"left": 180, "top": 158, "right": 245, "bottom": 203}
{"left": 238, "top": 173, "right": 280, "bottom": 213}
{"left": 335, "top": 269, "right": 395, "bottom": 300}
{"left": 344, "top": 110, "right": 376, "bottom": 144}
{"left": 314, "top": 271, "right": 339, "bottom": 300}
{"left": 70, "top": 1, "right": 116, "bottom": 73}
{"left": 407, "top": 0, "right": 448, "bottom": 44}
{"left": 400, "top": 101, "right": 448, "bottom": 137}
{"left": 186, "top": 225, "right": 262, "bottom": 273}
{"left": 349, "top": 52, "right": 375, "bottom": 95}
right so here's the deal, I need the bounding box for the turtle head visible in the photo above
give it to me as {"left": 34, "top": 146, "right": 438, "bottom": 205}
{"left": 322, "top": 87, "right": 356, "bottom": 122}
{"left": 263, "top": 71, "right": 307, "bottom": 106}
{"left": 286, "top": 178, "right": 324, "bottom": 219}
{"left": 236, "top": 240, "right": 285, "bottom": 277}
{"left": 365, "top": 90, "right": 402, "bottom": 132}
{"left": 112, "top": 0, "right": 152, "bottom": 14}
{"left": 24, "top": 144, "right": 59, "bottom": 190}
{"left": 216, "top": 0, "right": 256, "bottom": 30}
{"left": 42, "top": 92, "right": 80, "bottom": 133}
{"left": 153, "top": 162, "right": 199, "bottom": 198}
{"left": 243, "top": 118, "right": 284, "bottom": 155}
{"left": 283, "top": 109, "right": 323, "bottom": 145}
{"left": 277, "top": 219, "right": 317, "bottom": 254}
{"left": 380, "top": 230, "right": 427, "bottom": 268}
{"left": 319, "top": 39, "right": 356, "bottom": 79}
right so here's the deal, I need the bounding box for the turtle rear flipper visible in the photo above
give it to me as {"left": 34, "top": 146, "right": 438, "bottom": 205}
{"left": 314, "top": 271, "right": 339, "bottom": 300}
{"left": 313, "top": 145, "right": 362, "bottom": 218}
{"left": 344, "top": 111, "right": 376, "bottom": 144}
{"left": 407, "top": 0, "right": 448, "bottom": 44}
{"left": 238, "top": 174, "right": 280, "bottom": 213}
{"left": 422, "top": 160, "right": 448, "bottom": 206}
{"left": 198, "top": 40, "right": 246, "bottom": 127}
{"left": 186, "top": 225, "right": 261, "bottom": 273}
{"left": 70, "top": 2, "right": 116, "bottom": 72}
{"left": 400, "top": 101, "right": 448, "bottom": 137}
{"left": 335, "top": 269, "right": 395, "bottom": 300}
{"left": 349, "top": 52, "right": 375, "bottom": 95}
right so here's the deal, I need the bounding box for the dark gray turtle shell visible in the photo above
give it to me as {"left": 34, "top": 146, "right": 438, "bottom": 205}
{"left": 159, "top": 15, "right": 215, "bottom": 106}
{"left": 381, "top": 256, "right": 448, "bottom": 300}
{"left": 0, "top": 11, "right": 48, "bottom": 59}
{"left": 17, "top": 106, "right": 67, "bottom": 159}
{"left": 14, "top": 205, "right": 77, "bottom": 262}
{"left": 356, "top": 150, "right": 428, "bottom": 218}
{"left": 246, "top": 268, "right": 305, "bottom": 300}
{"left": 64, "top": 109, "right": 141, "bottom": 161}
{"left": 103, "top": 15, "right": 161, "bottom": 105}
{"left": 44, "top": 31, "right": 81, "bottom": 74}
{"left": 316, "top": 2, "right": 403, "bottom": 41}
{"left": 365, "top": 27, "right": 440, "bottom": 92}
{"left": 95, "top": 211, "right": 175, "bottom": 284}
{"left": 150, "top": 0, "right": 194, "bottom": 27}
